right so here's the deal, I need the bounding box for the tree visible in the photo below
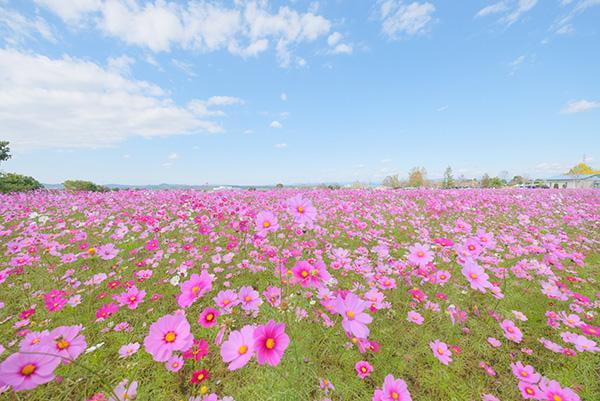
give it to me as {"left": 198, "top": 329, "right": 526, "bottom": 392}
{"left": 566, "top": 163, "right": 600, "bottom": 175}
{"left": 480, "top": 174, "right": 491, "bottom": 188}
{"left": 442, "top": 166, "right": 454, "bottom": 188}
{"left": 63, "top": 180, "right": 109, "bottom": 192}
{"left": 510, "top": 176, "right": 525, "bottom": 186}
{"left": 480, "top": 174, "right": 505, "bottom": 188}
{"left": 275, "top": 183, "right": 284, "bottom": 189}
{"left": 0, "top": 141, "right": 11, "bottom": 165}
{"left": 382, "top": 174, "right": 402, "bottom": 189}
{"left": 0, "top": 173, "right": 43, "bottom": 193}
{"left": 408, "top": 167, "right": 427, "bottom": 187}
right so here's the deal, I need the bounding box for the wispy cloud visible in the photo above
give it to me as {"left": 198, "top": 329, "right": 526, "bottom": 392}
{"left": 561, "top": 99, "right": 600, "bottom": 114}
{"left": 376, "top": 0, "right": 436, "bottom": 39}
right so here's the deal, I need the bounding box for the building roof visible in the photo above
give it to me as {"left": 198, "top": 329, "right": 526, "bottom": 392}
{"left": 546, "top": 174, "right": 600, "bottom": 181}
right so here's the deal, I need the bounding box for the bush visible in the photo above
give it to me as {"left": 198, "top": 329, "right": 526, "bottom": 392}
{"left": 0, "top": 173, "right": 43, "bottom": 193}
{"left": 63, "top": 180, "right": 109, "bottom": 192}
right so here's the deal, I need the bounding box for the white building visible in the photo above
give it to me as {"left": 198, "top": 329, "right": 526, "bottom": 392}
{"left": 545, "top": 174, "right": 600, "bottom": 189}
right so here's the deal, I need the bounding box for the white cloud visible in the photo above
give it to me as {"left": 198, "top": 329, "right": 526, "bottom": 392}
{"left": 274, "top": 143, "right": 288, "bottom": 148}
{"left": 36, "top": 0, "right": 334, "bottom": 67}
{"left": 332, "top": 43, "right": 353, "bottom": 54}
{"left": 476, "top": 0, "right": 537, "bottom": 25}
{"left": 475, "top": 2, "right": 508, "bottom": 17}
{"left": 377, "top": 1, "right": 436, "bottom": 38}
{"left": 270, "top": 120, "right": 283, "bottom": 129}
{"left": 327, "top": 31, "right": 342, "bottom": 46}
{"left": 561, "top": 99, "right": 600, "bottom": 114}
{"left": 0, "top": 49, "right": 231, "bottom": 149}
{"left": 107, "top": 55, "right": 135, "bottom": 75}
{"left": 0, "top": 6, "right": 55, "bottom": 44}
{"left": 168, "top": 152, "right": 178, "bottom": 160}
{"left": 436, "top": 105, "right": 448, "bottom": 112}
{"left": 553, "top": 0, "right": 600, "bottom": 34}
{"left": 509, "top": 55, "right": 526, "bottom": 75}
{"left": 207, "top": 96, "right": 244, "bottom": 106}
{"left": 172, "top": 59, "right": 197, "bottom": 77}
{"left": 281, "top": 92, "right": 287, "bottom": 101}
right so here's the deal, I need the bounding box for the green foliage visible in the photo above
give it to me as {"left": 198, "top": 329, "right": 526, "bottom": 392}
{"left": 63, "top": 180, "right": 109, "bottom": 192}
{"left": 442, "top": 166, "right": 455, "bottom": 188}
{"left": 0, "top": 141, "right": 10, "bottom": 164}
{"left": 480, "top": 174, "right": 505, "bottom": 188}
{"left": 382, "top": 174, "right": 402, "bottom": 189}
{"left": 566, "top": 163, "right": 600, "bottom": 175}
{"left": 0, "top": 172, "right": 43, "bottom": 193}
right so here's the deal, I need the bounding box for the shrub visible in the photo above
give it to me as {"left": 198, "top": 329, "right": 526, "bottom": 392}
{"left": 0, "top": 172, "right": 43, "bottom": 193}
{"left": 63, "top": 180, "right": 109, "bottom": 192}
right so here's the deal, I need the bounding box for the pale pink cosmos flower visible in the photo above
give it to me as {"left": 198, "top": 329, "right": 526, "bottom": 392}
{"left": 500, "top": 320, "right": 523, "bottom": 343}
{"left": 238, "top": 286, "right": 263, "bottom": 312}
{"left": 253, "top": 320, "right": 290, "bottom": 366}
{"left": 334, "top": 293, "right": 373, "bottom": 339}
{"left": 109, "top": 379, "right": 138, "bottom": 401}
{"left": 486, "top": 337, "right": 502, "bottom": 348}
{"left": 177, "top": 271, "right": 213, "bottom": 308}
{"left": 19, "top": 330, "right": 49, "bottom": 352}
{"left": 461, "top": 261, "right": 492, "bottom": 293}
{"left": 518, "top": 381, "right": 542, "bottom": 399}
{"left": 407, "top": 243, "right": 433, "bottom": 267}
{"left": 143, "top": 313, "right": 193, "bottom": 362}
{"left": 214, "top": 289, "right": 239, "bottom": 313}
{"left": 255, "top": 211, "right": 279, "bottom": 236}
{"left": 165, "top": 355, "right": 184, "bottom": 372}
{"left": 539, "top": 378, "right": 580, "bottom": 401}
{"left": 287, "top": 195, "right": 317, "bottom": 226}
{"left": 407, "top": 311, "right": 424, "bottom": 325}
{"left": 220, "top": 325, "right": 255, "bottom": 370}
{"left": 0, "top": 351, "right": 60, "bottom": 391}
{"left": 430, "top": 340, "right": 452, "bottom": 365}
{"left": 118, "top": 343, "right": 140, "bottom": 359}
{"left": 41, "top": 325, "right": 87, "bottom": 362}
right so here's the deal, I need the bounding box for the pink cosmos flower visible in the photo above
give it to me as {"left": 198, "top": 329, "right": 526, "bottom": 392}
{"left": 518, "top": 381, "right": 542, "bottom": 399}
{"left": 461, "top": 261, "right": 492, "bottom": 293}
{"left": 214, "top": 289, "right": 239, "bottom": 312}
{"left": 165, "top": 355, "right": 184, "bottom": 372}
{"left": 287, "top": 195, "right": 317, "bottom": 226}
{"left": 355, "top": 360, "right": 373, "bottom": 379}
{"left": 580, "top": 324, "right": 599, "bottom": 337}
{"left": 96, "top": 244, "right": 119, "bottom": 260}
{"left": 143, "top": 313, "right": 194, "bottom": 362}
{"left": 42, "top": 325, "right": 87, "bottom": 362}
{"left": 198, "top": 307, "right": 219, "bottom": 328}
{"left": 407, "top": 311, "right": 424, "bottom": 325}
{"left": 373, "top": 374, "right": 412, "bottom": 401}
{"left": 255, "top": 211, "right": 279, "bottom": 236}
{"left": 220, "top": 325, "right": 255, "bottom": 370}
{"left": 109, "top": 379, "right": 137, "bottom": 401}
{"left": 0, "top": 351, "right": 60, "bottom": 391}
{"left": 118, "top": 343, "right": 140, "bottom": 359}
{"left": 96, "top": 303, "right": 119, "bottom": 320}
{"left": 500, "top": 319, "right": 523, "bottom": 343}
{"left": 407, "top": 243, "right": 433, "bottom": 267}
{"left": 334, "top": 293, "right": 373, "bottom": 339}
{"left": 430, "top": 340, "right": 453, "bottom": 365}
{"left": 113, "top": 286, "right": 146, "bottom": 310}
{"left": 253, "top": 320, "right": 290, "bottom": 366}
{"left": 263, "top": 286, "right": 281, "bottom": 307}
{"left": 487, "top": 337, "right": 502, "bottom": 348}
{"left": 238, "top": 286, "right": 263, "bottom": 312}
{"left": 539, "top": 379, "right": 580, "bottom": 401}
{"left": 510, "top": 361, "right": 540, "bottom": 384}
{"left": 19, "top": 330, "right": 49, "bottom": 352}
{"left": 292, "top": 260, "right": 331, "bottom": 288}
{"left": 177, "top": 271, "right": 214, "bottom": 308}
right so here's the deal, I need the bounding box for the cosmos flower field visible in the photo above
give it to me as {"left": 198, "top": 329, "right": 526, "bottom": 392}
{"left": 0, "top": 189, "right": 599, "bottom": 401}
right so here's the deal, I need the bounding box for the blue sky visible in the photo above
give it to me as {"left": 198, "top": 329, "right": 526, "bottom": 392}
{"left": 0, "top": 0, "right": 599, "bottom": 185}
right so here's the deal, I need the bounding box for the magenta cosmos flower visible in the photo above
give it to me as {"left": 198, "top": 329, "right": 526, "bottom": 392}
{"left": 518, "top": 381, "right": 542, "bottom": 400}
{"left": 292, "top": 260, "right": 331, "bottom": 288}
{"left": 198, "top": 307, "right": 219, "bottom": 328}
{"left": 255, "top": 211, "right": 279, "bottom": 236}
{"left": 430, "top": 340, "right": 453, "bottom": 365}
{"left": 373, "top": 374, "right": 412, "bottom": 401}
{"left": 113, "top": 286, "right": 146, "bottom": 310}
{"left": 143, "top": 313, "right": 194, "bottom": 362}
{"left": 510, "top": 361, "right": 540, "bottom": 384}
{"left": 253, "top": 320, "right": 290, "bottom": 366}
{"left": 500, "top": 319, "right": 523, "bottom": 343}
{"left": 0, "top": 351, "right": 60, "bottom": 391}
{"left": 177, "top": 271, "right": 214, "bottom": 308}
{"left": 287, "top": 195, "right": 317, "bottom": 226}
{"left": 220, "top": 325, "right": 255, "bottom": 370}
{"left": 355, "top": 360, "right": 373, "bottom": 379}
{"left": 334, "top": 293, "right": 373, "bottom": 339}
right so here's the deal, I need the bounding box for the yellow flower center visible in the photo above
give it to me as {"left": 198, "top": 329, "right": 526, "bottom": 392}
{"left": 164, "top": 331, "right": 177, "bottom": 343}
{"left": 192, "top": 286, "right": 200, "bottom": 294}
{"left": 238, "top": 345, "right": 248, "bottom": 355}
{"left": 197, "top": 373, "right": 205, "bottom": 381}
{"left": 392, "top": 392, "right": 399, "bottom": 399}
{"left": 129, "top": 296, "right": 137, "bottom": 302}
{"left": 470, "top": 273, "right": 478, "bottom": 279}
{"left": 20, "top": 364, "right": 36, "bottom": 376}
{"left": 437, "top": 347, "right": 445, "bottom": 355}
{"left": 262, "top": 221, "right": 271, "bottom": 228}
{"left": 346, "top": 311, "right": 355, "bottom": 319}
{"left": 88, "top": 248, "right": 96, "bottom": 255}
{"left": 301, "top": 270, "right": 309, "bottom": 278}
{"left": 526, "top": 388, "right": 533, "bottom": 395}
{"left": 57, "top": 339, "right": 70, "bottom": 350}
{"left": 417, "top": 251, "right": 424, "bottom": 257}
{"left": 360, "top": 366, "right": 367, "bottom": 373}
{"left": 265, "top": 338, "right": 276, "bottom": 349}
{"left": 206, "top": 313, "right": 214, "bottom": 321}
{"left": 520, "top": 371, "right": 528, "bottom": 377}
{"left": 553, "top": 396, "right": 563, "bottom": 401}
{"left": 245, "top": 296, "right": 252, "bottom": 302}
{"left": 297, "top": 206, "right": 305, "bottom": 213}
{"left": 32, "top": 338, "right": 40, "bottom": 344}
{"left": 223, "top": 299, "right": 230, "bottom": 305}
